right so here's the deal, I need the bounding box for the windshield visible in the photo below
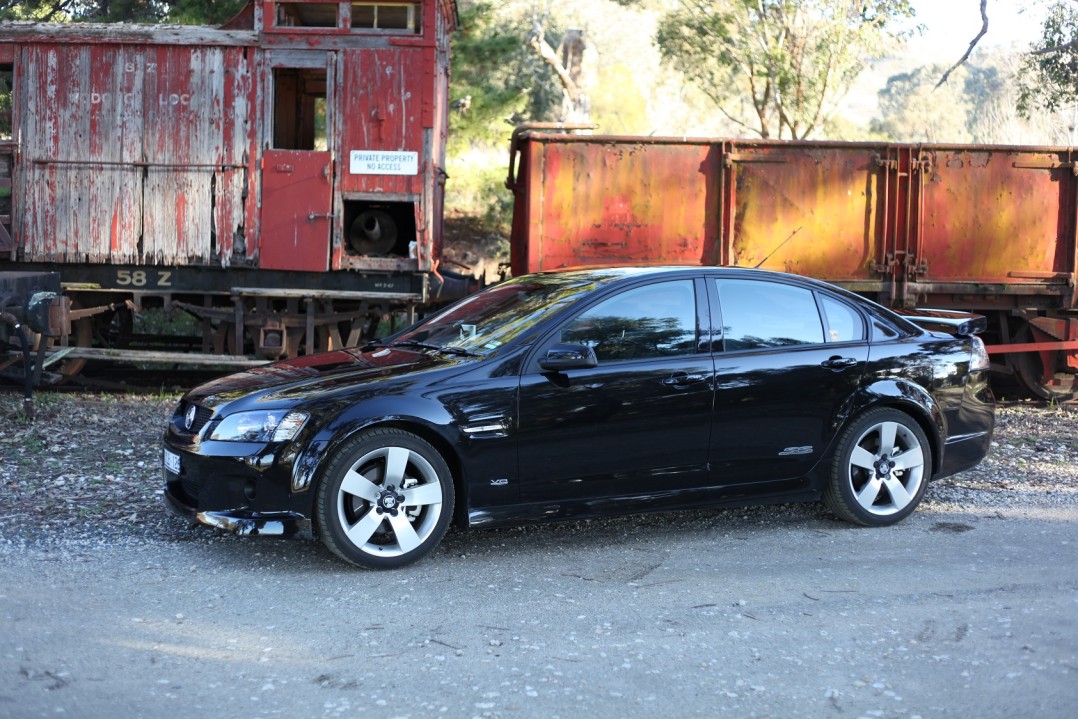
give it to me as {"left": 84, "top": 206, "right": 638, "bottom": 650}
{"left": 389, "top": 274, "right": 604, "bottom": 356}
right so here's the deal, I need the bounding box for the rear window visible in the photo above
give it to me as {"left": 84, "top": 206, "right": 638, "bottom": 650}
{"left": 820, "top": 295, "right": 865, "bottom": 343}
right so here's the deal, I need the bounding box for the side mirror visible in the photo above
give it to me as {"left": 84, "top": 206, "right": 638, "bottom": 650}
{"left": 539, "top": 342, "right": 598, "bottom": 371}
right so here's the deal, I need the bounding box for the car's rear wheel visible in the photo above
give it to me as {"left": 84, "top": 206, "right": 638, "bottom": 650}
{"left": 316, "top": 428, "right": 454, "bottom": 569}
{"left": 824, "top": 408, "right": 931, "bottom": 526}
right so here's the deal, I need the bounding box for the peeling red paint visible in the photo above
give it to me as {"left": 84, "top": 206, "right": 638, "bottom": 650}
{"left": 2, "top": 0, "right": 455, "bottom": 277}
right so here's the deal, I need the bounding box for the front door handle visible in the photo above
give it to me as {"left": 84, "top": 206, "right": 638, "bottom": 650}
{"left": 822, "top": 356, "right": 858, "bottom": 371}
{"left": 662, "top": 372, "right": 708, "bottom": 388}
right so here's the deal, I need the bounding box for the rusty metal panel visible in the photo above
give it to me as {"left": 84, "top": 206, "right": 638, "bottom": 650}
{"left": 16, "top": 42, "right": 255, "bottom": 266}
{"left": 918, "top": 148, "right": 1075, "bottom": 284}
{"left": 334, "top": 45, "right": 438, "bottom": 271}
{"left": 514, "top": 137, "right": 720, "bottom": 274}
{"left": 728, "top": 144, "right": 884, "bottom": 281}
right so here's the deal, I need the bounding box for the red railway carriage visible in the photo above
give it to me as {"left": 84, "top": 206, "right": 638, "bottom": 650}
{"left": 0, "top": 0, "right": 458, "bottom": 373}
{"left": 507, "top": 128, "right": 1078, "bottom": 399}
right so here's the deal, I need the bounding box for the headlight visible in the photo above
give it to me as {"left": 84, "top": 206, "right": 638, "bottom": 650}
{"left": 209, "top": 410, "right": 310, "bottom": 442}
{"left": 970, "top": 336, "right": 990, "bottom": 372}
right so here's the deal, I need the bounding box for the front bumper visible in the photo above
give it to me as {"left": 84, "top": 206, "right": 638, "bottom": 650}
{"left": 162, "top": 429, "right": 316, "bottom": 539}
{"left": 163, "top": 482, "right": 312, "bottom": 538}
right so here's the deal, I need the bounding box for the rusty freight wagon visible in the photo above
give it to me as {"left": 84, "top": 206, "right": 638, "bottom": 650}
{"left": 507, "top": 129, "right": 1078, "bottom": 400}
{"left": 0, "top": 0, "right": 459, "bottom": 381}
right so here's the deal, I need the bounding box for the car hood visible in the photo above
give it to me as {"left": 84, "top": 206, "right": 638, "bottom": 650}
{"left": 184, "top": 347, "right": 463, "bottom": 411}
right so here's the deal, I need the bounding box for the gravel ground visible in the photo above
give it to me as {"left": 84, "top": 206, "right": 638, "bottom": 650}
{"left": 1, "top": 391, "right": 1076, "bottom": 719}
{"left": 1, "top": 392, "right": 1076, "bottom": 549}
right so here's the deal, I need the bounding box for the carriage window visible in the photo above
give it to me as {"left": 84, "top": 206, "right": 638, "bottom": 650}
{"left": 352, "top": 3, "right": 420, "bottom": 32}
{"left": 0, "top": 64, "right": 11, "bottom": 140}
{"left": 272, "top": 68, "right": 328, "bottom": 151}
{"left": 276, "top": 2, "right": 339, "bottom": 27}
{"left": 560, "top": 280, "right": 696, "bottom": 362}
{"left": 716, "top": 279, "right": 824, "bottom": 351}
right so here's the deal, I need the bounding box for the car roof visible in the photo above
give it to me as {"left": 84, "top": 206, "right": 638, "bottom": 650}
{"left": 527, "top": 265, "right": 916, "bottom": 330}
{"left": 532, "top": 265, "right": 836, "bottom": 288}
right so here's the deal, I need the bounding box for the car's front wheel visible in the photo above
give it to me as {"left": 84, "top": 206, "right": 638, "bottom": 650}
{"left": 824, "top": 408, "right": 931, "bottom": 526}
{"left": 316, "top": 428, "right": 454, "bottom": 569}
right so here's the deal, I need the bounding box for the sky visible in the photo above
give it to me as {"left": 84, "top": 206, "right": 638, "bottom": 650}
{"left": 907, "top": 0, "right": 1047, "bottom": 63}
{"left": 836, "top": 1, "right": 1050, "bottom": 126}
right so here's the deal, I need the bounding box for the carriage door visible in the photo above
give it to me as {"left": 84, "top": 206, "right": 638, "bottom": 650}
{"left": 260, "top": 51, "right": 335, "bottom": 271}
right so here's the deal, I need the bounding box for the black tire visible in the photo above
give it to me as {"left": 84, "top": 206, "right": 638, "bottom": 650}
{"left": 823, "top": 408, "right": 931, "bottom": 527}
{"left": 315, "top": 428, "right": 454, "bottom": 569}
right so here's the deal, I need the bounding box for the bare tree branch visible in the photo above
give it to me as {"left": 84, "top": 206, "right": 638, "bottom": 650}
{"left": 528, "top": 20, "right": 580, "bottom": 104}
{"left": 1032, "top": 38, "right": 1078, "bottom": 56}
{"left": 936, "top": 0, "right": 989, "bottom": 88}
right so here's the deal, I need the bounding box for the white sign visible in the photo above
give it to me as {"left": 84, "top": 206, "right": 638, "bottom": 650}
{"left": 350, "top": 150, "right": 419, "bottom": 176}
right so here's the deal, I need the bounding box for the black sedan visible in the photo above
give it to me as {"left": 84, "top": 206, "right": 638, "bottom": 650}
{"left": 162, "top": 267, "right": 994, "bottom": 569}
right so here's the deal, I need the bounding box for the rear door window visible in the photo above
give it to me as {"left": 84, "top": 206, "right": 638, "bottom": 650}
{"left": 714, "top": 279, "right": 824, "bottom": 350}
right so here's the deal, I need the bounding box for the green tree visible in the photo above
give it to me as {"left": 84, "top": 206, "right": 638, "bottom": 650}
{"left": 0, "top": 0, "right": 242, "bottom": 23}
{"left": 1018, "top": 0, "right": 1078, "bottom": 116}
{"left": 447, "top": 1, "right": 554, "bottom": 152}
{"left": 655, "top": 0, "right": 915, "bottom": 139}
{"left": 166, "top": 0, "right": 244, "bottom": 24}
{"left": 0, "top": 0, "right": 81, "bottom": 21}
{"left": 445, "top": 2, "right": 566, "bottom": 230}
{"left": 872, "top": 64, "right": 973, "bottom": 142}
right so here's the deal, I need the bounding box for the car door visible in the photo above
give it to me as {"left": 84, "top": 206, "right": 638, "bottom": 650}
{"left": 707, "top": 277, "right": 869, "bottom": 492}
{"left": 516, "top": 278, "right": 715, "bottom": 501}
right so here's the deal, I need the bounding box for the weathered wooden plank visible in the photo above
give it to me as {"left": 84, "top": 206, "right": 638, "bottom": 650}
{"left": 7, "top": 346, "right": 268, "bottom": 366}
{"left": 216, "top": 48, "right": 256, "bottom": 265}
{"left": 17, "top": 42, "right": 256, "bottom": 266}
{"left": 0, "top": 22, "right": 257, "bottom": 48}
{"left": 338, "top": 48, "right": 425, "bottom": 199}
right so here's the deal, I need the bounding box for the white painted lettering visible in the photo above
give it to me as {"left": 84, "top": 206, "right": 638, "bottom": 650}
{"left": 158, "top": 93, "right": 193, "bottom": 108}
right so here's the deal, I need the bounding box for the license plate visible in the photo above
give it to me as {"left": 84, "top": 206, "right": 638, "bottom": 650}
{"left": 163, "top": 448, "right": 182, "bottom": 475}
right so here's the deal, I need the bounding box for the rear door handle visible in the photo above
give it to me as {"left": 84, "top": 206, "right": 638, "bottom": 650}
{"left": 822, "top": 356, "right": 858, "bottom": 370}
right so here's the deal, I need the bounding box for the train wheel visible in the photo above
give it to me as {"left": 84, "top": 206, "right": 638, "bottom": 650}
{"left": 212, "top": 321, "right": 246, "bottom": 356}
{"left": 58, "top": 315, "right": 93, "bottom": 378}
{"left": 104, "top": 305, "right": 134, "bottom": 350}
{"left": 33, "top": 312, "right": 93, "bottom": 380}
{"left": 1013, "top": 325, "right": 1077, "bottom": 402}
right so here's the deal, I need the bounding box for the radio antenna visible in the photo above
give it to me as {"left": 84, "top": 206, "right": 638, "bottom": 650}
{"left": 754, "top": 226, "right": 803, "bottom": 269}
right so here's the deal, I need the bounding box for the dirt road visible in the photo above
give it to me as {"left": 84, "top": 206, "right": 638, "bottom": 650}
{"left": 1, "top": 396, "right": 1076, "bottom": 718}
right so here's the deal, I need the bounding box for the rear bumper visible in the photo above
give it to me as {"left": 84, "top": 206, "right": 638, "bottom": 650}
{"left": 938, "top": 428, "right": 994, "bottom": 480}
{"left": 936, "top": 372, "right": 995, "bottom": 480}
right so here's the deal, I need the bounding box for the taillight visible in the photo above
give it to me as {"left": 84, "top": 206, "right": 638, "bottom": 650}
{"left": 970, "top": 336, "right": 990, "bottom": 371}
